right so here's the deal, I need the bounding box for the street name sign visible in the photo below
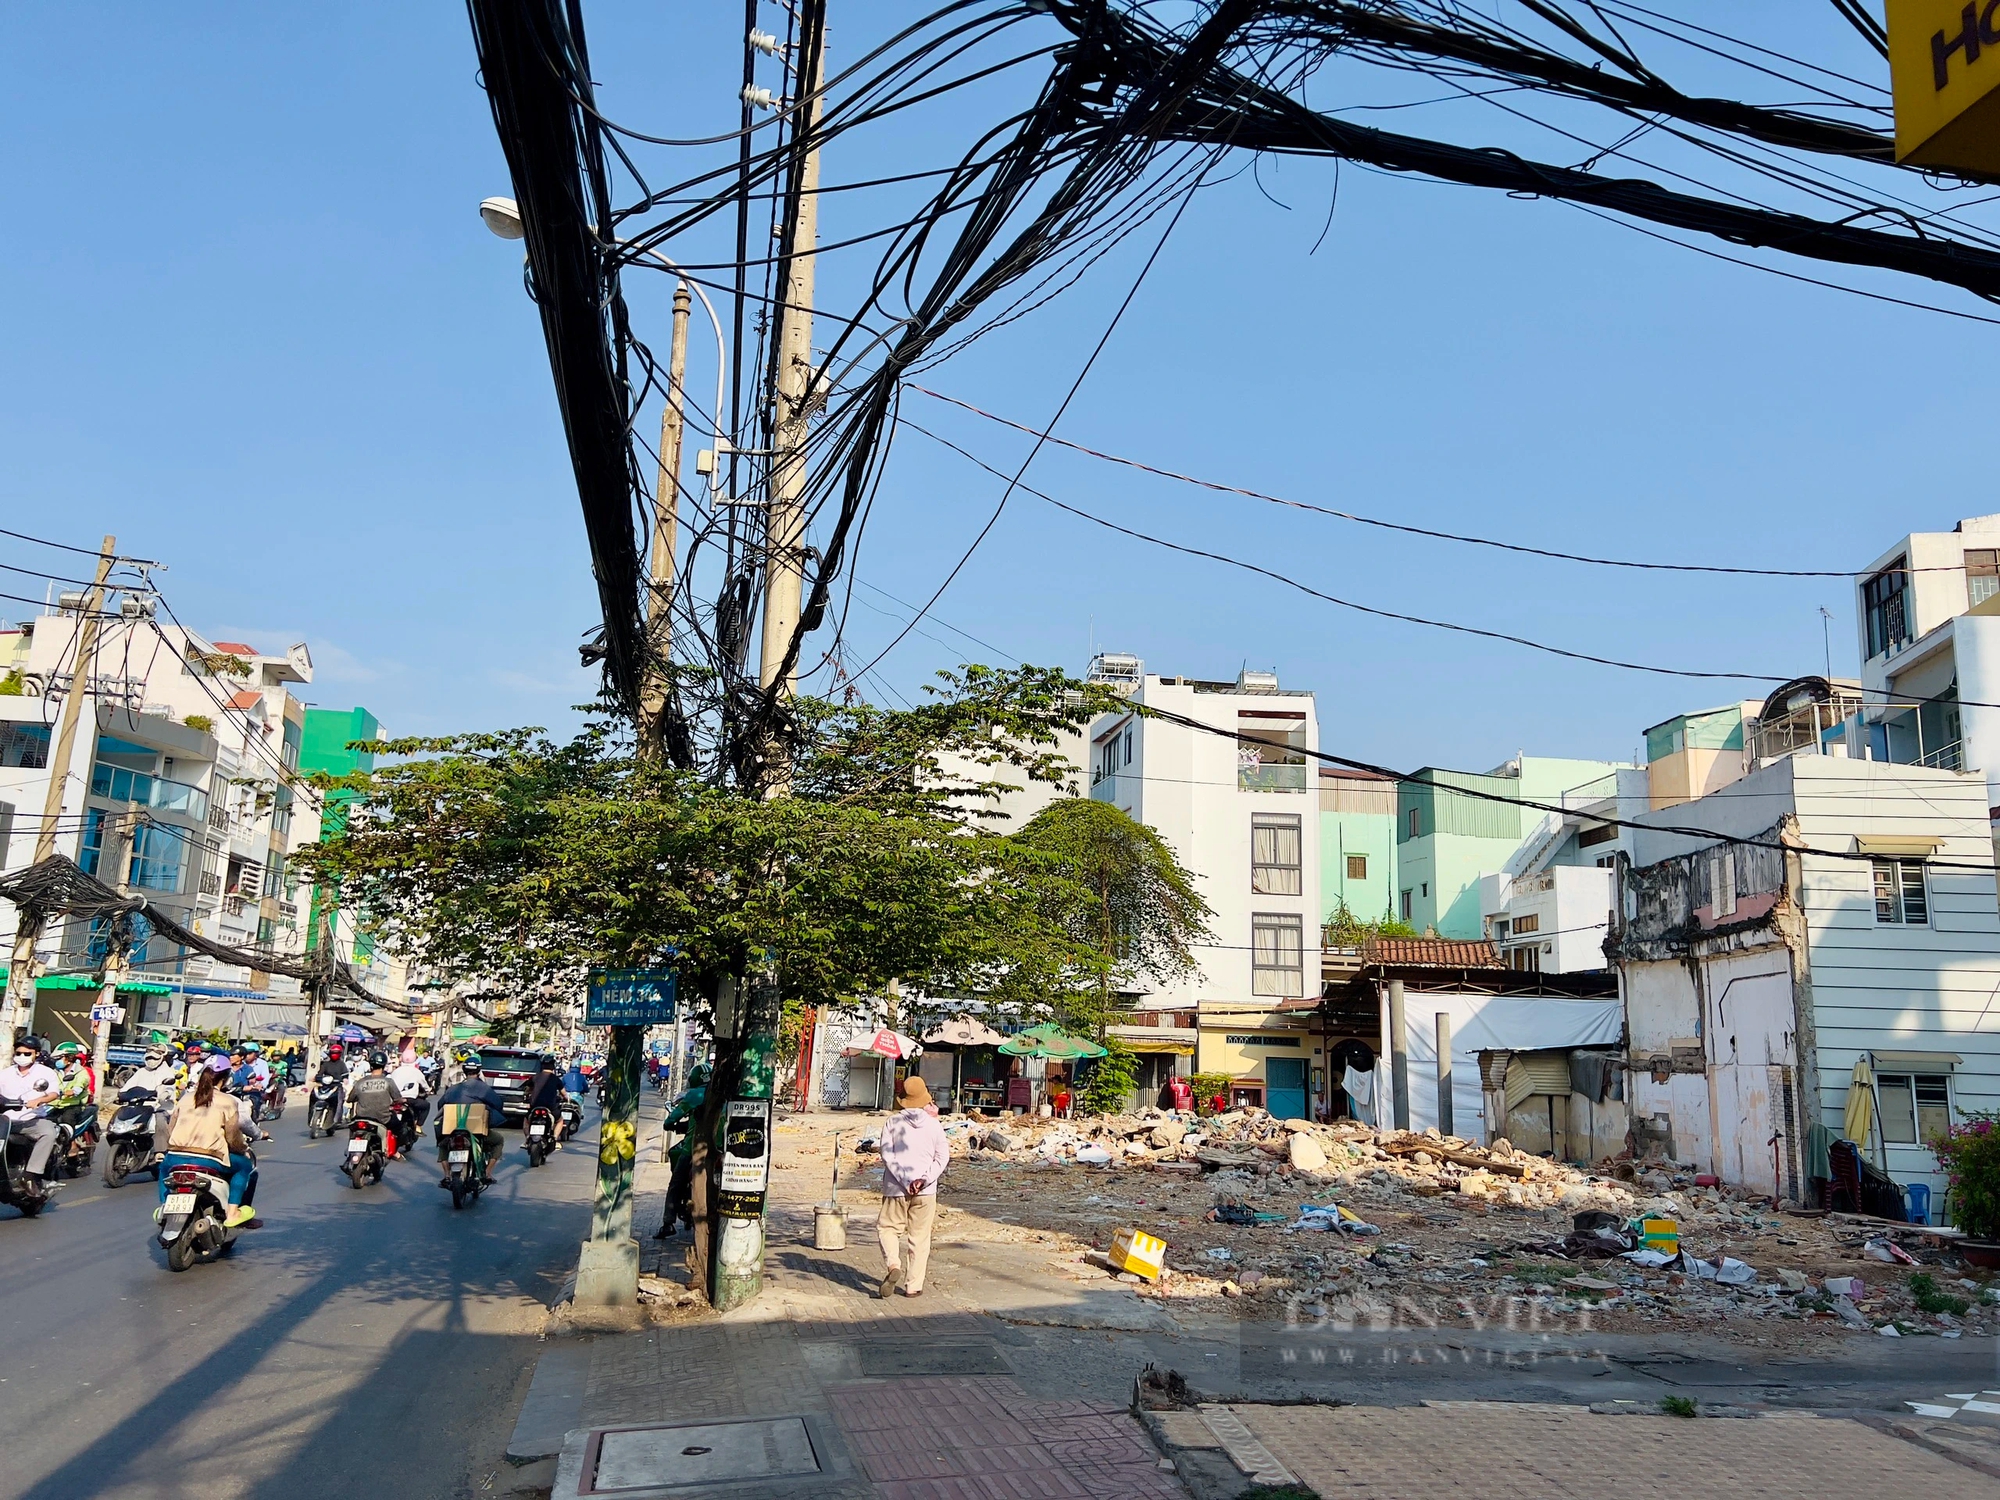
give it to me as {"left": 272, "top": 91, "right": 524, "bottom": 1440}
{"left": 584, "top": 968, "right": 678, "bottom": 1026}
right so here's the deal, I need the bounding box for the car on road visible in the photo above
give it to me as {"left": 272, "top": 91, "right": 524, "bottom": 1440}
{"left": 479, "top": 1048, "right": 546, "bottom": 1122}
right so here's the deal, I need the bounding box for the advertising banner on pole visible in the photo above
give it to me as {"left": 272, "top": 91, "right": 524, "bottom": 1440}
{"left": 716, "top": 1097, "right": 773, "bottom": 1217}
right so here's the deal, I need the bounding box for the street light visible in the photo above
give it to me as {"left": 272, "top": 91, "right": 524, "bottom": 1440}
{"left": 479, "top": 195, "right": 527, "bottom": 240}
{"left": 479, "top": 195, "right": 731, "bottom": 485}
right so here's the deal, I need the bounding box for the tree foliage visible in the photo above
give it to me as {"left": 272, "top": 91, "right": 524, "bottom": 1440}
{"left": 1013, "top": 797, "right": 1214, "bottom": 1035}
{"left": 295, "top": 667, "right": 1128, "bottom": 1024}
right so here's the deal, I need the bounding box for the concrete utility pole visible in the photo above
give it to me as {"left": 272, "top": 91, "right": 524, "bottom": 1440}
{"left": 1434, "top": 1011, "right": 1453, "bottom": 1138}
{"left": 573, "top": 235, "right": 702, "bottom": 1323}
{"left": 90, "top": 808, "right": 139, "bottom": 1105}
{"left": 754, "top": 43, "right": 822, "bottom": 719}
{"left": 700, "top": 23, "right": 826, "bottom": 1316}
{"left": 2, "top": 536, "right": 117, "bottom": 1045}
{"left": 1388, "top": 978, "right": 1410, "bottom": 1131}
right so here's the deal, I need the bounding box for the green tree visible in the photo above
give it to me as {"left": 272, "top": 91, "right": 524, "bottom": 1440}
{"left": 1013, "top": 798, "right": 1213, "bottom": 1037}
{"left": 1080, "top": 1036, "right": 1138, "bottom": 1115}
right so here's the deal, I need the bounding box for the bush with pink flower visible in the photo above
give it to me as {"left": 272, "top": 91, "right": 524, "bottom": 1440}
{"left": 1933, "top": 1111, "right": 2000, "bottom": 1238}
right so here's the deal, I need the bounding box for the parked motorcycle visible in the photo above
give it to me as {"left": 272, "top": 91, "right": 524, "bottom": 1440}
{"left": 523, "top": 1106, "right": 556, "bottom": 1167}
{"left": 343, "top": 1117, "right": 389, "bottom": 1190}
{"left": 440, "top": 1128, "right": 485, "bottom": 1210}
{"left": 306, "top": 1079, "right": 342, "bottom": 1138}
{"left": 0, "top": 1115, "right": 56, "bottom": 1217}
{"left": 102, "top": 1087, "right": 164, "bottom": 1188}
{"left": 157, "top": 1152, "right": 256, "bottom": 1271}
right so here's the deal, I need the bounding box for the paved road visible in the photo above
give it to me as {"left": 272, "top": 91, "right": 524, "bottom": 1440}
{"left": 0, "top": 1092, "right": 615, "bottom": 1500}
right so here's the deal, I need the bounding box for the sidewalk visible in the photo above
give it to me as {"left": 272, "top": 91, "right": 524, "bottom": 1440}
{"left": 498, "top": 1109, "right": 2000, "bottom": 1499}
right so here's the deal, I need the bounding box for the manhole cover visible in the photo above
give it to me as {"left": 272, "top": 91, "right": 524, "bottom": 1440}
{"left": 858, "top": 1339, "right": 1007, "bottom": 1376}
{"left": 583, "top": 1417, "right": 820, "bottom": 1492}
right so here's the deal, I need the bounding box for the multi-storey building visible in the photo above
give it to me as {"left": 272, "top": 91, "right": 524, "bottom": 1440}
{"left": 1087, "top": 662, "right": 1325, "bottom": 1116}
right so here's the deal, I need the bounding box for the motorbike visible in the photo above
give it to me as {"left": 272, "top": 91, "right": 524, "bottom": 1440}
{"left": 560, "top": 1094, "right": 583, "bottom": 1142}
{"left": 0, "top": 1114, "right": 56, "bottom": 1217}
{"left": 440, "top": 1127, "right": 486, "bottom": 1210}
{"left": 102, "top": 1087, "right": 164, "bottom": 1187}
{"left": 306, "top": 1078, "right": 342, "bottom": 1138}
{"left": 523, "top": 1106, "right": 557, "bottom": 1167}
{"left": 50, "top": 1106, "right": 99, "bottom": 1179}
{"left": 261, "top": 1079, "right": 287, "bottom": 1122}
{"left": 157, "top": 1151, "right": 256, "bottom": 1271}
{"left": 343, "top": 1117, "right": 390, "bottom": 1189}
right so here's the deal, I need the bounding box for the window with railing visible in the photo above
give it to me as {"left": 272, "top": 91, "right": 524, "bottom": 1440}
{"left": 128, "top": 823, "right": 188, "bottom": 892}
{"left": 1239, "top": 712, "right": 1307, "bottom": 792}
{"left": 1863, "top": 558, "right": 1911, "bottom": 658}
{"left": 1873, "top": 858, "right": 1929, "bottom": 925}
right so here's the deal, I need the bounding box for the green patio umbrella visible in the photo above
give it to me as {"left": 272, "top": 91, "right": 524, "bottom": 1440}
{"left": 996, "top": 1023, "right": 1106, "bottom": 1060}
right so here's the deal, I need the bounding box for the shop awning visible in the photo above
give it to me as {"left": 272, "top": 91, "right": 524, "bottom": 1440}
{"left": 1870, "top": 1049, "right": 1961, "bottom": 1071}
{"left": 1855, "top": 834, "right": 1945, "bottom": 856}
{"left": 1115, "top": 1035, "right": 1196, "bottom": 1055}
{"left": 997, "top": 1023, "right": 1106, "bottom": 1060}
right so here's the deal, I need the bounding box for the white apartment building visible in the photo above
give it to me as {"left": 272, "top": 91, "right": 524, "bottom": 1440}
{"left": 1614, "top": 756, "right": 1999, "bottom": 1214}
{"left": 1, "top": 601, "right": 327, "bottom": 1032}
{"left": 1476, "top": 765, "right": 1648, "bottom": 974}
{"left": 1086, "top": 663, "right": 1322, "bottom": 1014}
{"left": 1855, "top": 512, "right": 2000, "bottom": 817}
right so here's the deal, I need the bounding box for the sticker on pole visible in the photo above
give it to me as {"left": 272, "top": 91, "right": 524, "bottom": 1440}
{"left": 585, "top": 968, "right": 678, "bottom": 1026}
{"left": 716, "top": 1098, "right": 773, "bottom": 1218}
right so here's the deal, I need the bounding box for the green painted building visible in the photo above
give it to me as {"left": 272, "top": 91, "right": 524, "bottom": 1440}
{"left": 1395, "top": 756, "right": 1631, "bottom": 938}
{"left": 1318, "top": 767, "right": 1399, "bottom": 932}
{"left": 299, "top": 707, "right": 380, "bottom": 955}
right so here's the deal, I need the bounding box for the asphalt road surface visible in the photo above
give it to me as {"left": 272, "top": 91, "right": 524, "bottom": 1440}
{"left": 0, "top": 1093, "right": 607, "bottom": 1500}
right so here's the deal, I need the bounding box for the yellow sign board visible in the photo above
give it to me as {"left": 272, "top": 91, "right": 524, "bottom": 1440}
{"left": 1891, "top": 0, "right": 2000, "bottom": 173}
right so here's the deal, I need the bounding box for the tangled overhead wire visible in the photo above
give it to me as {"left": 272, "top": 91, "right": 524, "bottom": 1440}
{"left": 468, "top": 1, "right": 2000, "bottom": 788}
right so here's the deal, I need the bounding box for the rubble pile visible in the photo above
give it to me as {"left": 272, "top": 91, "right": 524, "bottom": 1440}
{"left": 936, "top": 1106, "right": 1998, "bottom": 1345}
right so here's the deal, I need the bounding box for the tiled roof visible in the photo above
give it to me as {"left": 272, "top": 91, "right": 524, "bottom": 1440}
{"left": 1362, "top": 937, "right": 1503, "bottom": 969}
{"left": 227, "top": 691, "right": 263, "bottom": 711}
{"left": 1318, "top": 764, "right": 1396, "bottom": 781}
{"left": 210, "top": 642, "right": 257, "bottom": 656}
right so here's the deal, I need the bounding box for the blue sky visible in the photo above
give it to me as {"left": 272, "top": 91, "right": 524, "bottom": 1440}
{"left": 1, "top": 5, "right": 1985, "bottom": 775}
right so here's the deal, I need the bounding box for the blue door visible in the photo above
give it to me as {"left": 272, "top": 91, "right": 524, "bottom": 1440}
{"left": 1265, "top": 1057, "right": 1307, "bottom": 1121}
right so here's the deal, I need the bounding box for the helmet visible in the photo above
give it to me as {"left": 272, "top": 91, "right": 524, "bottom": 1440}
{"left": 53, "top": 1041, "right": 84, "bottom": 1060}
{"left": 687, "top": 1064, "right": 712, "bottom": 1088}
{"left": 368, "top": 1050, "right": 388, "bottom": 1070}
{"left": 459, "top": 1051, "right": 483, "bottom": 1074}
{"left": 328, "top": 1042, "right": 344, "bottom": 1056}
{"left": 184, "top": 1039, "right": 207, "bottom": 1055}
{"left": 540, "top": 1054, "right": 559, "bottom": 1071}
{"left": 243, "top": 1041, "right": 262, "bottom": 1054}
{"left": 144, "top": 1046, "right": 167, "bottom": 1066}
{"left": 204, "top": 1055, "right": 233, "bottom": 1075}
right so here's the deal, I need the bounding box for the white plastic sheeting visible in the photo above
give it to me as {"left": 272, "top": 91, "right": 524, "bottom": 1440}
{"left": 1373, "top": 991, "right": 1622, "bottom": 1137}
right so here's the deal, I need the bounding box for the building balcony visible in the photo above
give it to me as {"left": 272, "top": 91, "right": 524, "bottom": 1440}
{"left": 1238, "top": 762, "right": 1307, "bottom": 793}
{"left": 1918, "top": 739, "right": 1964, "bottom": 771}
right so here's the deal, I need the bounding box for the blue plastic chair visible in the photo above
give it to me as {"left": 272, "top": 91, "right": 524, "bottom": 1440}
{"left": 1905, "top": 1182, "right": 1932, "bottom": 1226}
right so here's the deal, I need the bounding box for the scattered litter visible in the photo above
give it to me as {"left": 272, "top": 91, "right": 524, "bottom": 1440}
{"left": 1863, "top": 1236, "right": 1919, "bottom": 1265}
{"left": 1775, "top": 1269, "right": 1808, "bottom": 1292}
{"left": 1687, "top": 1255, "right": 1757, "bottom": 1286}
{"left": 1621, "top": 1249, "right": 1676, "bottom": 1269}
{"left": 1209, "top": 1202, "right": 1285, "bottom": 1227}
{"left": 1205, "top": 1247, "right": 1234, "bottom": 1263}
{"left": 1108, "top": 1227, "right": 1167, "bottom": 1281}
{"left": 1832, "top": 1295, "right": 1869, "bottom": 1329}
{"left": 1824, "top": 1276, "right": 1866, "bottom": 1299}
{"left": 1289, "top": 1203, "right": 1381, "bottom": 1235}
{"left": 1878, "top": 1323, "right": 1902, "bottom": 1337}
{"left": 1639, "top": 1217, "right": 1680, "bottom": 1255}
{"left": 1075, "top": 1145, "right": 1114, "bottom": 1166}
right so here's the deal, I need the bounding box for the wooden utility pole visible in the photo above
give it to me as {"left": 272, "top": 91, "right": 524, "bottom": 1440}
{"left": 2, "top": 536, "right": 116, "bottom": 1045}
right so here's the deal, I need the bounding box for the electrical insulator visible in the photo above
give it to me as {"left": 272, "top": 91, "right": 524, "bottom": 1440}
{"left": 740, "top": 84, "right": 778, "bottom": 110}
{"left": 748, "top": 29, "right": 780, "bottom": 56}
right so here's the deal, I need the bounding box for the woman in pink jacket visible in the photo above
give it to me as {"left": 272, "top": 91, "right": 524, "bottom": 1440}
{"left": 876, "top": 1076, "right": 951, "bottom": 1298}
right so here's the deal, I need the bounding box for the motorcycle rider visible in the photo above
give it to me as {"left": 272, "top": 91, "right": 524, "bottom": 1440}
{"left": 523, "top": 1055, "right": 569, "bottom": 1150}
{"left": 315, "top": 1041, "right": 349, "bottom": 1084}
{"left": 653, "top": 1063, "right": 711, "bottom": 1239}
{"left": 239, "top": 1042, "right": 273, "bottom": 1114}
{"left": 51, "top": 1042, "right": 96, "bottom": 1123}
{"left": 161, "top": 1055, "right": 256, "bottom": 1227}
{"left": 124, "top": 1045, "right": 178, "bottom": 1162}
{"left": 433, "top": 1052, "right": 506, "bottom": 1185}
{"left": 346, "top": 1051, "right": 406, "bottom": 1155}
{"left": 0, "top": 1040, "right": 63, "bottom": 1187}
{"left": 388, "top": 1052, "right": 429, "bottom": 1127}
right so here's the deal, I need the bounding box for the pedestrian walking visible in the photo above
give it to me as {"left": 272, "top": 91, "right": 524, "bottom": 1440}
{"left": 876, "top": 1075, "right": 950, "bottom": 1299}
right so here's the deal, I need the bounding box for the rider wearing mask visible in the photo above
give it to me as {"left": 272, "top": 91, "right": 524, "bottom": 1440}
{"left": 51, "top": 1042, "right": 96, "bottom": 1127}
{"left": 162, "top": 1055, "right": 255, "bottom": 1226}
{"left": 434, "top": 1053, "right": 506, "bottom": 1184}
{"left": 126, "top": 1045, "right": 178, "bottom": 1159}
{"left": 0, "top": 1040, "right": 63, "bottom": 1185}
{"left": 315, "top": 1042, "right": 349, "bottom": 1084}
